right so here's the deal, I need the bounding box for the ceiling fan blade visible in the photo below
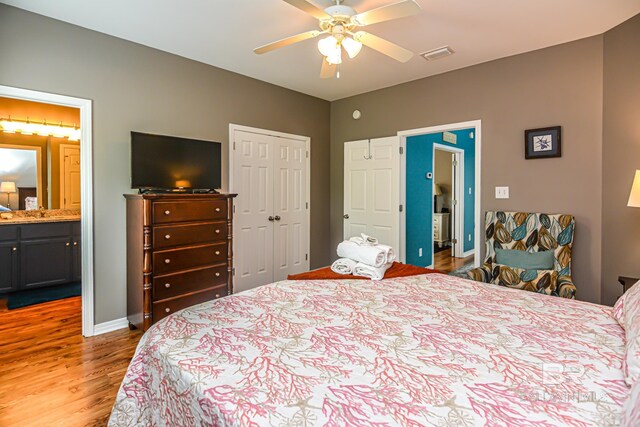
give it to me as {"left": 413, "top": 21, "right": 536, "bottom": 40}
{"left": 281, "top": 0, "right": 330, "bottom": 20}
{"left": 254, "top": 30, "right": 321, "bottom": 54}
{"left": 354, "top": 31, "right": 414, "bottom": 62}
{"left": 320, "top": 58, "right": 337, "bottom": 79}
{"left": 352, "top": 0, "right": 421, "bottom": 26}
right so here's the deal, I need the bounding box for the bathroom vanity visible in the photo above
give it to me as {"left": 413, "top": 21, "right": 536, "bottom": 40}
{"left": 0, "top": 217, "right": 81, "bottom": 293}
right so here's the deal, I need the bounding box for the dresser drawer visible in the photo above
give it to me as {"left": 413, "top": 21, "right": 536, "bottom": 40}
{"left": 153, "top": 242, "right": 227, "bottom": 275}
{"left": 153, "top": 285, "right": 228, "bottom": 322}
{"left": 153, "top": 200, "right": 227, "bottom": 224}
{"left": 153, "top": 222, "right": 227, "bottom": 249}
{"left": 153, "top": 265, "right": 228, "bottom": 301}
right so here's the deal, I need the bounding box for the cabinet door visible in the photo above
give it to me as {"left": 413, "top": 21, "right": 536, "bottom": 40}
{"left": 72, "top": 237, "right": 81, "bottom": 282}
{"left": 0, "top": 242, "right": 19, "bottom": 293}
{"left": 20, "top": 237, "right": 72, "bottom": 289}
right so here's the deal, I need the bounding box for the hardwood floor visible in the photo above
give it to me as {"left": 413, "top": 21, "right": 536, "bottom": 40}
{"left": 433, "top": 248, "right": 473, "bottom": 273}
{"left": 0, "top": 296, "right": 141, "bottom": 426}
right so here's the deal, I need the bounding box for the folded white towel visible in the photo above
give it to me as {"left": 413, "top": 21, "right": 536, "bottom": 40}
{"left": 377, "top": 244, "right": 396, "bottom": 264}
{"left": 331, "top": 258, "right": 357, "bottom": 275}
{"left": 337, "top": 240, "right": 386, "bottom": 268}
{"left": 348, "top": 233, "right": 379, "bottom": 246}
{"left": 353, "top": 262, "right": 391, "bottom": 280}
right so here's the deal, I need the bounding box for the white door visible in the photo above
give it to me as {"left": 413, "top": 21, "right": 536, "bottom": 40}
{"left": 343, "top": 137, "right": 400, "bottom": 250}
{"left": 231, "top": 128, "right": 309, "bottom": 292}
{"left": 60, "top": 144, "right": 81, "bottom": 209}
{"left": 233, "top": 130, "right": 275, "bottom": 292}
{"left": 273, "top": 137, "right": 308, "bottom": 281}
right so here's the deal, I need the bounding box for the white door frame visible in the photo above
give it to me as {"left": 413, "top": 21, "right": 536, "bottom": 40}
{"left": 433, "top": 143, "right": 465, "bottom": 259}
{"left": 398, "top": 120, "right": 481, "bottom": 268}
{"left": 0, "top": 85, "right": 94, "bottom": 336}
{"left": 228, "top": 124, "right": 311, "bottom": 275}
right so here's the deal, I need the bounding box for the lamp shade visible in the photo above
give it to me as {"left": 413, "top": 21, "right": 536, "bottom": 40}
{"left": 0, "top": 181, "right": 16, "bottom": 193}
{"left": 434, "top": 184, "right": 443, "bottom": 196}
{"left": 628, "top": 170, "right": 640, "bottom": 208}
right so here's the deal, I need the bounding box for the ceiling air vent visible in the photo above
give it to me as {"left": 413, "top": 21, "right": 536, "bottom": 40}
{"left": 421, "top": 46, "right": 454, "bottom": 61}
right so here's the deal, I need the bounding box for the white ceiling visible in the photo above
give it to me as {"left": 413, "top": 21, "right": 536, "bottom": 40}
{"left": 2, "top": 0, "right": 639, "bottom": 101}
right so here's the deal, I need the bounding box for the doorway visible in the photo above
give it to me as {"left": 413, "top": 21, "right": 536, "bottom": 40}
{"left": 398, "top": 121, "right": 481, "bottom": 271}
{"left": 0, "top": 85, "right": 94, "bottom": 336}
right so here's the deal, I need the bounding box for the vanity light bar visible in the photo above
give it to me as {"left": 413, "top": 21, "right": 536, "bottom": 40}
{"left": 0, "top": 118, "right": 81, "bottom": 141}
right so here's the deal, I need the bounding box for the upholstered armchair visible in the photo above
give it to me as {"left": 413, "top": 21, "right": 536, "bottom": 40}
{"left": 467, "top": 211, "right": 577, "bottom": 299}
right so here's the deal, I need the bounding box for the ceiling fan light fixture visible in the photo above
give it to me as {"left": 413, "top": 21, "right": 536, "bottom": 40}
{"left": 326, "top": 48, "right": 342, "bottom": 65}
{"left": 342, "top": 36, "right": 362, "bottom": 59}
{"left": 318, "top": 35, "right": 339, "bottom": 57}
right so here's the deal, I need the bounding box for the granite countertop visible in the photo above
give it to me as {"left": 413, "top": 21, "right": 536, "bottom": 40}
{"left": 0, "top": 209, "right": 81, "bottom": 225}
{"left": 0, "top": 215, "right": 81, "bottom": 225}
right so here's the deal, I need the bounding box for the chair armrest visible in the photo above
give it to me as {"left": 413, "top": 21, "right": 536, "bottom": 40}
{"left": 557, "top": 276, "right": 576, "bottom": 299}
{"left": 467, "top": 263, "right": 493, "bottom": 283}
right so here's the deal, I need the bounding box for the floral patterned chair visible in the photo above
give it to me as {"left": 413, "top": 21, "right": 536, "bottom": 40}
{"left": 467, "top": 211, "right": 577, "bottom": 299}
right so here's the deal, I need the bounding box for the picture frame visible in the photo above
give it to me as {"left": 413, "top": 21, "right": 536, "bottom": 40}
{"left": 524, "top": 126, "right": 561, "bottom": 159}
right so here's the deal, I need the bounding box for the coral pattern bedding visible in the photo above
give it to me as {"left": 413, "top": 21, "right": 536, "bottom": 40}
{"left": 109, "top": 274, "right": 627, "bottom": 426}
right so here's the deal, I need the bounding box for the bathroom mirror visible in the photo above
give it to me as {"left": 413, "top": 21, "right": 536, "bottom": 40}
{"left": 0, "top": 132, "right": 80, "bottom": 212}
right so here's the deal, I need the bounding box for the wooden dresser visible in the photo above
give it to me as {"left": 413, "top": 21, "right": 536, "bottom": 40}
{"left": 124, "top": 193, "right": 236, "bottom": 331}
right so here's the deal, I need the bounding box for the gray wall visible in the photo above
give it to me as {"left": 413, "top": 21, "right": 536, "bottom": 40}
{"left": 330, "top": 36, "right": 605, "bottom": 304}
{"left": 0, "top": 4, "right": 331, "bottom": 323}
{"left": 602, "top": 14, "right": 640, "bottom": 305}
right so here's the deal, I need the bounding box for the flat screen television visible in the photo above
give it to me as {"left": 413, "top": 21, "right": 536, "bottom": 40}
{"left": 131, "top": 132, "right": 222, "bottom": 191}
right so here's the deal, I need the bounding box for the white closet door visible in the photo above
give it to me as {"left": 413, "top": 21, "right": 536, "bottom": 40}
{"left": 273, "top": 137, "right": 309, "bottom": 281}
{"left": 344, "top": 137, "right": 400, "bottom": 250}
{"left": 232, "top": 130, "right": 274, "bottom": 293}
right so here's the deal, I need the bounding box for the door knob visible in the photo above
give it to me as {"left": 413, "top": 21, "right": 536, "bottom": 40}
{"left": 274, "top": 215, "right": 281, "bottom": 221}
{"left": 343, "top": 214, "right": 349, "bottom": 219}
{"left": 268, "top": 216, "right": 275, "bottom": 221}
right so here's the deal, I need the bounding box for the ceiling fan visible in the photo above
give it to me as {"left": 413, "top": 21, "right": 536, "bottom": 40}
{"left": 254, "top": 0, "right": 422, "bottom": 79}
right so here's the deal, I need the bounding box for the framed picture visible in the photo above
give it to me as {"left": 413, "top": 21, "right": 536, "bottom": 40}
{"left": 524, "top": 126, "right": 561, "bottom": 159}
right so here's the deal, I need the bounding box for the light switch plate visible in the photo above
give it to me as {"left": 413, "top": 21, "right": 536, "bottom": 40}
{"left": 495, "top": 186, "right": 510, "bottom": 199}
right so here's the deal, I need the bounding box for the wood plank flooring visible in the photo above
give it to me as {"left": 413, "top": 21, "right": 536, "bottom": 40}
{"left": 0, "top": 296, "right": 141, "bottom": 426}
{"left": 433, "top": 249, "right": 473, "bottom": 273}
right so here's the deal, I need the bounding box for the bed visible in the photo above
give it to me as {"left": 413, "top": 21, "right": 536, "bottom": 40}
{"left": 109, "top": 273, "right": 628, "bottom": 426}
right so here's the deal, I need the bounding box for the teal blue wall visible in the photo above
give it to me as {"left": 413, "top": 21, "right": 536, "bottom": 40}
{"left": 406, "top": 129, "right": 475, "bottom": 266}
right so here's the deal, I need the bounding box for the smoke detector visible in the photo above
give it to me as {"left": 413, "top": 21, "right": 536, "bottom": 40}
{"left": 421, "top": 46, "right": 454, "bottom": 61}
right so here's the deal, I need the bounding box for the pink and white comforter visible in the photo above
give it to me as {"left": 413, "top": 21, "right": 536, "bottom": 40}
{"left": 109, "top": 274, "right": 628, "bottom": 426}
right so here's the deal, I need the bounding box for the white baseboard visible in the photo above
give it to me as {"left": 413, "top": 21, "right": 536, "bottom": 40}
{"left": 93, "top": 317, "right": 129, "bottom": 336}
{"left": 463, "top": 249, "right": 475, "bottom": 258}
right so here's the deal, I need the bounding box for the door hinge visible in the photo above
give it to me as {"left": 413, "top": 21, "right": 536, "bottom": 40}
{"left": 452, "top": 160, "right": 458, "bottom": 166}
{"left": 232, "top": 267, "right": 236, "bottom": 276}
{"left": 233, "top": 141, "right": 236, "bottom": 150}
{"left": 233, "top": 204, "right": 236, "bottom": 213}
{"left": 306, "top": 151, "right": 309, "bottom": 158}
{"left": 453, "top": 200, "right": 458, "bottom": 206}
{"left": 306, "top": 202, "right": 309, "bottom": 209}
{"left": 399, "top": 147, "right": 404, "bottom": 155}
{"left": 399, "top": 204, "right": 403, "bottom": 212}
{"left": 452, "top": 239, "right": 458, "bottom": 244}
{"left": 305, "top": 254, "right": 308, "bottom": 261}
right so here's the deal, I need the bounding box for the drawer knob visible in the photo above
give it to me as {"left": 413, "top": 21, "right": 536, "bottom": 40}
{"left": 164, "top": 283, "right": 171, "bottom": 288}
{"left": 215, "top": 207, "right": 221, "bottom": 212}
{"left": 164, "top": 259, "right": 171, "bottom": 264}
{"left": 215, "top": 294, "right": 220, "bottom": 298}
{"left": 73, "top": 242, "right": 78, "bottom": 246}
{"left": 215, "top": 251, "right": 221, "bottom": 255}
{"left": 215, "top": 272, "right": 220, "bottom": 277}
{"left": 66, "top": 242, "right": 70, "bottom": 247}
{"left": 215, "top": 229, "right": 221, "bottom": 234}
{"left": 12, "top": 247, "right": 17, "bottom": 251}
{"left": 164, "top": 210, "right": 171, "bottom": 215}
{"left": 165, "top": 308, "right": 171, "bottom": 313}
{"left": 165, "top": 234, "right": 171, "bottom": 240}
